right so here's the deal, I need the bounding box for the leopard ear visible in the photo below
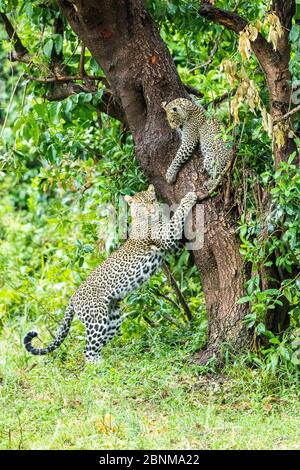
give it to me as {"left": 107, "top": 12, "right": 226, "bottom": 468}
{"left": 161, "top": 101, "right": 167, "bottom": 109}
{"left": 147, "top": 184, "right": 156, "bottom": 201}
{"left": 147, "top": 184, "right": 155, "bottom": 195}
{"left": 124, "top": 195, "right": 133, "bottom": 203}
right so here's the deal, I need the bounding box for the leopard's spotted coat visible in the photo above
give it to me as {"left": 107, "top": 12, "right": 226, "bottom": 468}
{"left": 162, "top": 98, "right": 231, "bottom": 189}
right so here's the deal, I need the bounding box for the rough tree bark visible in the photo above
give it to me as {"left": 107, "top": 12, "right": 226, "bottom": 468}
{"left": 52, "top": 0, "right": 295, "bottom": 362}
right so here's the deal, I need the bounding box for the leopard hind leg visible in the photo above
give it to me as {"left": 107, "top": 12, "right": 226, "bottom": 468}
{"left": 81, "top": 300, "right": 110, "bottom": 364}
{"left": 105, "top": 300, "right": 123, "bottom": 344}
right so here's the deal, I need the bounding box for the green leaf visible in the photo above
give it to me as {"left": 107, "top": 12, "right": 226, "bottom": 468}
{"left": 256, "top": 322, "right": 266, "bottom": 335}
{"left": 54, "top": 35, "right": 63, "bottom": 55}
{"left": 269, "top": 337, "right": 280, "bottom": 345}
{"left": 289, "top": 25, "right": 300, "bottom": 43}
{"left": 43, "top": 39, "right": 54, "bottom": 59}
{"left": 263, "top": 289, "right": 279, "bottom": 296}
{"left": 237, "top": 296, "right": 252, "bottom": 305}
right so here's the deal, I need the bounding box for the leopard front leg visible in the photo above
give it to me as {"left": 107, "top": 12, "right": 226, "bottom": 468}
{"left": 166, "top": 129, "right": 198, "bottom": 184}
{"left": 152, "top": 191, "right": 197, "bottom": 250}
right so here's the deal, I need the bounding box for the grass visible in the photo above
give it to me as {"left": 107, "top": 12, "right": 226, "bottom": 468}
{"left": 0, "top": 319, "right": 299, "bottom": 450}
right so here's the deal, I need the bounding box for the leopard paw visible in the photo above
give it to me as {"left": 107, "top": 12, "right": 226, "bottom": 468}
{"left": 166, "top": 167, "right": 177, "bottom": 184}
{"left": 203, "top": 179, "right": 216, "bottom": 192}
{"left": 184, "top": 191, "right": 197, "bottom": 206}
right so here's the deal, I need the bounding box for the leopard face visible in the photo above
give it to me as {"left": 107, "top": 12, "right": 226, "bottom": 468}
{"left": 124, "top": 184, "right": 159, "bottom": 217}
{"left": 162, "top": 98, "right": 197, "bottom": 129}
{"left": 124, "top": 185, "right": 161, "bottom": 239}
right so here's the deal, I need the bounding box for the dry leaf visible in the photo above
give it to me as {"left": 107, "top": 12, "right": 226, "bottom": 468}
{"left": 230, "top": 69, "right": 261, "bottom": 124}
{"left": 221, "top": 59, "right": 238, "bottom": 86}
{"left": 95, "top": 413, "right": 117, "bottom": 435}
{"left": 261, "top": 106, "right": 273, "bottom": 138}
{"left": 264, "top": 403, "right": 273, "bottom": 412}
{"left": 239, "top": 32, "right": 252, "bottom": 60}
{"left": 247, "top": 24, "right": 259, "bottom": 41}
{"left": 255, "top": 20, "right": 262, "bottom": 32}
{"left": 273, "top": 122, "right": 288, "bottom": 149}
{"left": 239, "top": 25, "right": 258, "bottom": 60}
{"left": 264, "top": 13, "right": 284, "bottom": 51}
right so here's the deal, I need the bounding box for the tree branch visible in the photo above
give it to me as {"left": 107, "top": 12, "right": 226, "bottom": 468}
{"left": 205, "top": 90, "right": 235, "bottom": 109}
{"left": 184, "top": 84, "right": 204, "bottom": 98}
{"left": 79, "top": 43, "right": 85, "bottom": 78}
{"left": 97, "top": 91, "right": 127, "bottom": 124}
{"left": 0, "top": 12, "right": 28, "bottom": 56}
{"left": 273, "top": 104, "right": 300, "bottom": 123}
{"left": 199, "top": 1, "right": 248, "bottom": 34}
{"left": 45, "top": 81, "right": 96, "bottom": 101}
{"left": 0, "top": 11, "right": 125, "bottom": 123}
{"left": 272, "top": 0, "right": 296, "bottom": 30}
{"left": 24, "top": 74, "right": 105, "bottom": 83}
{"left": 199, "top": 1, "right": 279, "bottom": 75}
{"left": 45, "top": 82, "right": 126, "bottom": 124}
{"left": 51, "top": 16, "right": 66, "bottom": 78}
{"left": 0, "top": 12, "right": 32, "bottom": 62}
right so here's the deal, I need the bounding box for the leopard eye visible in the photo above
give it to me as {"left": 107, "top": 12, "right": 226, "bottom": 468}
{"left": 172, "top": 107, "right": 177, "bottom": 112}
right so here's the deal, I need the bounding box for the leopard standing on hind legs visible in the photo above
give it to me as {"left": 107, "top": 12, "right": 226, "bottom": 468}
{"left": 24, "top": 185, "right": 197, "bottom": 364}
{"left": 162, "top": 98, "right": 231, "bottom": 189}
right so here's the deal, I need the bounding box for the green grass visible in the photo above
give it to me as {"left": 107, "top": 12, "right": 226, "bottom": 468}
{"left": 0, "top": 320, "right": 299, "bottom": 450}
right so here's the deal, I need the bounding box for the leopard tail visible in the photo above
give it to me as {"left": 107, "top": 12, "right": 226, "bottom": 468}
{"left": 23, "top": 303, "right": 75, "bottom": 356}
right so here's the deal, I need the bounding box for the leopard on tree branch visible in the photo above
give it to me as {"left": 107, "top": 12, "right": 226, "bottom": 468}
{"left": 162, "top": 98, "right": 231, "bottom": 190}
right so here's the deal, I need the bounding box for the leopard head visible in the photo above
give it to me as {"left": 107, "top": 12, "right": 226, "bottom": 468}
{"left": 124, "top": 185, "right": 160, "bottom": 238}
{"left": 162, "top": 98, "right": 199, "bottom": 129}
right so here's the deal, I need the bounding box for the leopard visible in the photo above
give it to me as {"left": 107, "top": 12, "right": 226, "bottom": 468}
{"left": 162, "top": 98, "right": 231, "bottom": 189}
{"left": 24, "top": 185, "right": 197, "bottom": 364}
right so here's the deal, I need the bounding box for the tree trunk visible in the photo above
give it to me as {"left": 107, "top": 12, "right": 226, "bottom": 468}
{"left": 57, "top": 0, "right": 251, "bottom": 361}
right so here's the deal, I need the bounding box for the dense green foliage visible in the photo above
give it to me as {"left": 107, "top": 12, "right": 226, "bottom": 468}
{"left": 0, "top": 0, "right": 299, "bottom": 450}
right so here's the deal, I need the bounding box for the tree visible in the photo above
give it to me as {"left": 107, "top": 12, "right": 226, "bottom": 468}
{"left": 1, "top": 0, "right": 299, "bottom": 364}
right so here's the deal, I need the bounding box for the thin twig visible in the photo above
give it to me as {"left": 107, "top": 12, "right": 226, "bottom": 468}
{"left": 205, "top": 89, "right": 236, "bottom": 109}
{"left": 273, "top": 104, "right": 300, "bottom": 123}
{"left": 162, "top": 262, "right": 193, "bottom": 321}
{"left": 203, "top": 31, "right": 223, "bottom": 73}
{"left": 24, "top": 74, "right": 104, "bottom": 83}
{"left": 0, "top": 72, "right": 24, "bottom": 138}
{"left": 197, "top": 150, "right": 236, "bottom": 203}
{"left": 143, "top": 314, "right": 157, "bottom": 328}
{"left": 80, "top": 181, "right": 93, "bottom": 194}
{"left": 17, "top": 415, "right": 24, "bottom": 450}
{"left": 163, "top": 313, "right": 183, "bottom": 328}
{"left": 155, "top": 291, "right": 182, "bottom": 312}
{"left": 184, "top": 84, "right": 204, "bottom": 98}
{"left": 79, "top": 43, "right": 85, "bottom": 78}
